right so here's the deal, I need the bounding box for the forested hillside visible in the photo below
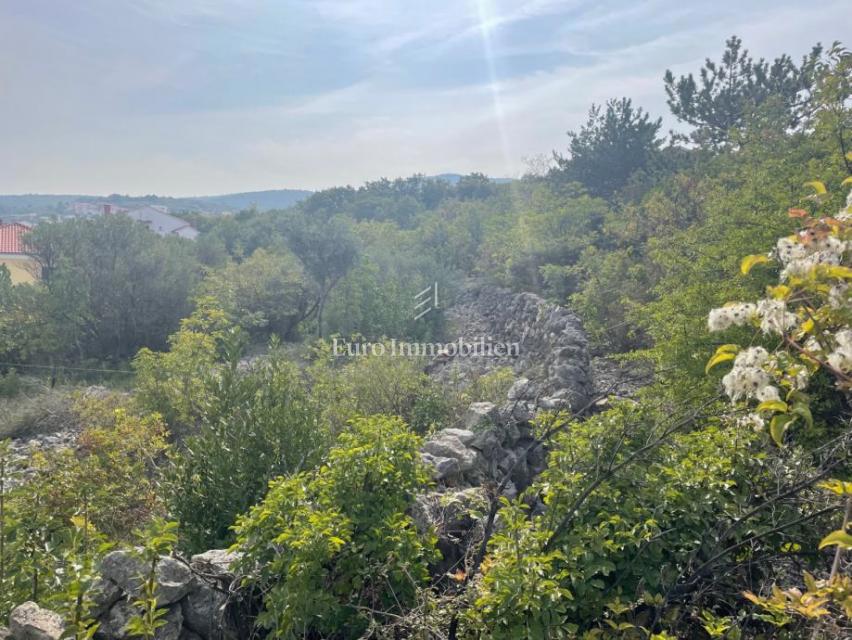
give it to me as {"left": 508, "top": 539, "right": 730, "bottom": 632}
{"left": 0, "top": 37, "right": 851, "bottom": 639}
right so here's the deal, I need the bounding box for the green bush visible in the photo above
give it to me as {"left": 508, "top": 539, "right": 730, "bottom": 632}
{"left": 167, "top": 344, "right": 330, "bottom": 552}
{"left": 196, "top": 248, "right": 311, "bottom": 340}
{"left": 0, "top": 394, "right": 168, "bottom": 618}
{"left": 309, "top": 341, "right": 452, "bottom": 435}
{"left": 234, "top": 415, "right": 436, "bottom": 639}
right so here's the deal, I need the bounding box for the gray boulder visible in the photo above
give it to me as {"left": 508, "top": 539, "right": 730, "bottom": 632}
{"left": 99, "top": 600, "right": 182, "bottom": 640}
{"left": 463, "top": 403, "right": 499, "bottom": 431}
{"left": 182, "top": 583, "right": 236, "bottom": 640}
{"left": 9, "top": 602, "right": 64, "bottom": 640}
{"left": 90, "top": 578, "right": 123, "bottom": 619}
{"left": 437, "top": 428, "right": 476, "bottom": 445}
{"left": 189, "top": 550, "right": 242, "bottom": 580}
{"left": 100, "top": 550, "right": 194, "bottom": 605}
{"left": 507, "top": 378, "right": 531, "bottom": 401}
{"left": 421, "top": 434, "right": 478, "bottom": 472}
{"left": 421, "top": 453, "right": 464, "bottom": 480}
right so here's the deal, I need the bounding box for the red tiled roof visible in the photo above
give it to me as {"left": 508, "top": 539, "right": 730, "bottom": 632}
{"left": 0, "top": 223, "right": 32, "bottom": 254}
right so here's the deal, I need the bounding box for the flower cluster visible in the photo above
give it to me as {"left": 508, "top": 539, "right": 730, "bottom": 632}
{"left": 827, "top": 329, "right": 852, "bottom": 373}
{"left": 721, "top": 347, "right": 777, "bottom": 403}
{"left": 707, "top": 303, "right": 757, "bottom": 332}
{"left": 779, "top": 235, "right": 846, "bottom": 281}
{"left": 706, "top": 181, "right": 852, "bottom": 438}
{"left": 707, "top": 299, "right": 797, "bottom": 336}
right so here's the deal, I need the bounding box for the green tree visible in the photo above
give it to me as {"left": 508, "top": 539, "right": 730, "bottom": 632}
{"left": 280, "top": 213, "right": 358, "bottom": 337}
{"left": 197, "top": 248, "right": 311, "bottom": 340}
{"left": 24, "top": 215, "right": 200, "bottom": 361}
{"left": 664, "top": 35, "right": 823, "bottom": 146}
{"left": 553, "top": 97, "right": 662, "bottom": 199}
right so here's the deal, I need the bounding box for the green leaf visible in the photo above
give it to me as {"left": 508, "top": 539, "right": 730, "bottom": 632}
{"left": 705, "top": 351, "right": 735, "bottom": 374}
{"left": 715, "top": 344, "right": 740, "bottom": 354}
{"left": 804, "top": 180, "right": 828, "bottom": 195}
{"left": 756, "top": 400, "right": 788, "bottom": 413}
{"left": 740, "top": 254, "right": 771, "bottom": 275}
{"left": 791, "top": 404, "right": 813, "bottom": 429}
{"left": 823, "top": 265, "right": 852, "bottom": 280}
{"left": 819, "top": 529, "right": 852, "bottom": 550}
{"left": 817, "top": 479, "right": 852, "bottom": 496}
{"left": 769, "top": 414, "right": 796, "bottom": 446}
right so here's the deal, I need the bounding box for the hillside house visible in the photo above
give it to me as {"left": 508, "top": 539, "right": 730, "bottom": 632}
{"left": 125, "top": 206, "right": 199, "bottom": 240}
{"left": 0, "top": 221, "right": 38, "bottom": 283}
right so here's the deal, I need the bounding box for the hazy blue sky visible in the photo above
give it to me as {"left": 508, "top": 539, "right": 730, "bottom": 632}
{"left": 0, "top": 0, "right": 849, "bottom": 195}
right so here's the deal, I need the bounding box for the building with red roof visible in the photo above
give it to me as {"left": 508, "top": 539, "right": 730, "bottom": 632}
{"left": 0, "top": 221, "right": 38, "bottom": 283}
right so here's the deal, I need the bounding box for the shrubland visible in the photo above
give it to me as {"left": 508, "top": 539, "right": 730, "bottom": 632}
{"left": 0, "top": 36, "right": 849, "bottom": 639}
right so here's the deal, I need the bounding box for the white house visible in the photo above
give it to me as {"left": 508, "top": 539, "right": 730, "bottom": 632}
{"left": 125, "top": 206, "right": 199, "bottom": 240}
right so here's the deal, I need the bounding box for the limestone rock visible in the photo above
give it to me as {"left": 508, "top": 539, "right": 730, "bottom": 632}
{"left": 189, "top": 549, "right": 242, "bottom": 581}
{"left": 463, "top": 403, "right": 499, "bottom": 431}
{"left": 9, "top": 602, "right": 64, "bottom": 640}
{"left": 182, "top": 584, "right": 229, "bottom": 640}
{"left": 99, "top": 601, "right": 182, "bottom": 640}
{"left": 507, "top": 377, "right": 531, "bottom": 401}
{"left": 90, "top": 578, "right": 123, "bottom": 619}
{"left": 421, "top": 453, "right": 464, "bottom": 480}
{"left": 100, "top": 550, "right": 195, "bottom": 606}
{"left": 421, "top": 434, "right": 478, "bottom": 472}
{"left": 437, "top": 428, "right": 476, "bottom": 445}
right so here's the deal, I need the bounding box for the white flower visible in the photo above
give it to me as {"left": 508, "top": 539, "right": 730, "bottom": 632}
{"left": 707, "top": 303, "right": 757, "bottom": 332}
{"left": 788, "top": 366, "right": 810, "bottom": 391}
{"left": 777, "top": 235, "right": 846, "bottom": 281}
{"left": 829, "top": 283, "right": 850, "bottom": 309}
{"left": 827, "top": 331, "right": 852, "bottom": 372}
{"left": 756, "top": 299, "right": 798, "bottom": 335}
{"left": 827, "top": 346, "right": 852, "bottom": 373}
{"left": 737, "top": 413, "right": 765, "bottom": 432}
{"left": 722, "top": 365, "right": 772, "bottom": 402}
{"left": 836, "top": 329, "right": 852, "bottom": 349}
{"left": 734, "top": 346, "right": 770, "bottom": 367}
{"left": 775, "top": 237, "right": 806, "bottom": 264}
{"left": 756, "top": 385, "right": 781, "bottom": 402}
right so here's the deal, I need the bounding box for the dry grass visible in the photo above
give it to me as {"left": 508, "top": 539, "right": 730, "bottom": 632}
{"left": 0, "top": 384, "right": 78, "bottom": 440}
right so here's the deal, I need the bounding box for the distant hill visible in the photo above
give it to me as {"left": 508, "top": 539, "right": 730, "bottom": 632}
{"left": 193, "top": 190, "right": 313, "bottom": 212}
{"left": 430, "top": 173, "right": 514, "bottom": 184}
{"left": 0, "top": 189, "right": 313, "bottom": 218}
{"left": 0, "top": 177, "right": 513, "bottom": 220}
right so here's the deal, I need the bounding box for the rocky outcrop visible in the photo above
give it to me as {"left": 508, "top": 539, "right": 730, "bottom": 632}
{"left": 8, "top": 603, "right": 64, "bottom": 640}
{"left": 0, "top": 550, "right": 244, "bottom": 640}
{"left": 100, "top": 550, "right": 196, "bottom": 606}
{"left": 429, "top": 284, "right": 592, "bottom": 411}
{"left": 420, "top": 398, "right": 544, "bottom": 491}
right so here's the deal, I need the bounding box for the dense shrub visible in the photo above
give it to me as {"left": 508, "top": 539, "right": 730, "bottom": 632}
{"left": 0, "top": 393, "right": 168, "bottom": 618}
{"left": 234, "top": 415, "right": 436, "bottom": 639}
{"left": 196, "top": 248, "right": 311, "bottom": 340}
{"left": 167, "top": 346, "right": 329, "bottom": 552}
{"left": 309, "top": 341, "right": 453, "bottom": 435}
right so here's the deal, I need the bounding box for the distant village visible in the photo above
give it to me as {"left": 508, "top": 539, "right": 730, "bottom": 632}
{"left": 0, "top": 202, "right": 201, "bottom": 285}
